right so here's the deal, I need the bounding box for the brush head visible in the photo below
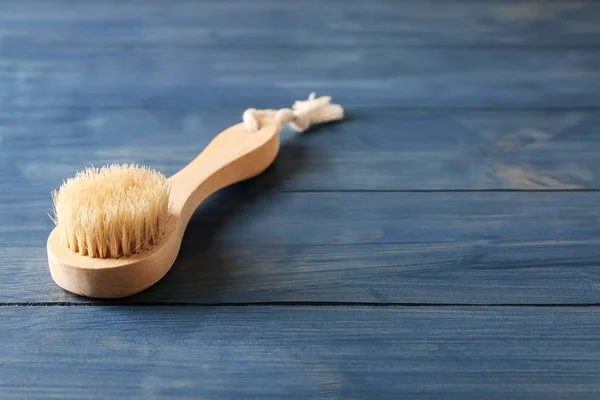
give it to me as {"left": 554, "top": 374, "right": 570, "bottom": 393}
{"left": 51, "top": 163, "right": 170, "bottom": 259}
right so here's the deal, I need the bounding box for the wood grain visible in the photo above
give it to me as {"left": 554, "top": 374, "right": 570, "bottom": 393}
{"left": 1, "top": 45, "right": 600, "bottom": 108}
{"left": 2, "top": 1, "right": 599, "bottom": 47}
{"left": 1, "top": 306, "right": 600, "bottom": 399}
{"left": 2, "top": 108, "right": 599, "bottom": 191}
{"left": 4, "top": 190, "right": 600, "bottom": 304}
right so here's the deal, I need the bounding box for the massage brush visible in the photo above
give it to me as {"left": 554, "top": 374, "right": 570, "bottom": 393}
{"left": 48, "top": 93, "right": 344, "bottom": 298}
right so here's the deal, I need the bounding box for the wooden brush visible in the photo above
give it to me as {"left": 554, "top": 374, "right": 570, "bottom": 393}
{"left": 47, "top": 93, "right": 344, "bottom": 298}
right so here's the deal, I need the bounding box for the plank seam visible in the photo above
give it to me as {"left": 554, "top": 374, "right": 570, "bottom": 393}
{"left": 10, "top": 43, "right": 600, "bottom": 50}
{"left": 5, "top": 106, "right": 600, "bottom": 112}
{"left": 274, "top": 189, "right": 600, "bottom": 193}
{"left": 2, "top": 0, "right": 598, "bottom": 3}
{"left": 3, "top": 302, "right": 600, "bottom": 307}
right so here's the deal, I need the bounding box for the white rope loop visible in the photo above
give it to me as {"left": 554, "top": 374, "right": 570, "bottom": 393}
{"left": 243, "top": 92, "right": 344, "bottom": 133}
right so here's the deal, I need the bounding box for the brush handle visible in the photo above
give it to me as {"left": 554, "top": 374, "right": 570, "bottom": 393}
{"left": 168, "top": 120, "right": 281, "bottom": 228}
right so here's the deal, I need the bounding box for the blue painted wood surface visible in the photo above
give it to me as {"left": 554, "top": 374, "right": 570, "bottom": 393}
{"left": 2, "top": 1, "right": 599, "bottom": 47}
{"left": 4, "top": 191, "right": 600, "bottom": 304}
{"left": 2, "top": 109, "right": 600, "bottom": 191}
{"left": 3, "top": 306, "right": 600, "bottom": 399}
{"left": 2, "top": 45, "right": 600, "bottom": 108}
{"left": 1, "top": 0, "right": 600, "bottom": 398}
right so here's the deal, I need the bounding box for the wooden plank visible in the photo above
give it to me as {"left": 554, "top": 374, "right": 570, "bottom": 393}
{"left": 2, "top": 1, "right": 599, "bottom": 47}
{"left": 3, "top": 191, "right": 600, "bottom": 304}
{"left": 1, "top": 45, "right": 600, "bottom": 108}
{"left": 1, "top": 306, "right": 600, "bottom": 399}
{"left": 2, "top": 108, "right": 600, "bottom": 191}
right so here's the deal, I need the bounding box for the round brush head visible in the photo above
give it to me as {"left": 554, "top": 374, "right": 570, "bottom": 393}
{"left": 51, "top": 163, "right": 170, "bottom": 259}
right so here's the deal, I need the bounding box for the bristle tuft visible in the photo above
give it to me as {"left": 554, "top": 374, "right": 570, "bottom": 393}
{"left": 51, "top": 163, "right": 170, "bottom": 259}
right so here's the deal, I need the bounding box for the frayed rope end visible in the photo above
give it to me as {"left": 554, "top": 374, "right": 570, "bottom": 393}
{"left": 243, "top": 93, "right": 344, "bottom": 133}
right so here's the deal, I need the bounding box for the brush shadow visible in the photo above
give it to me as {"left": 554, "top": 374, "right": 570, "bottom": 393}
{"left": 125, "top": 125, "right": 338, "bottom": 303}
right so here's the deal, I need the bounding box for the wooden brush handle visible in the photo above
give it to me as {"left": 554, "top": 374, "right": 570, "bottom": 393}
{"left": 169, "top": 121, "right": 281, "bottom": 228}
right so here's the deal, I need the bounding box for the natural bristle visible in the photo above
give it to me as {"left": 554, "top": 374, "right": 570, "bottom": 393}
{"left": 52, "top": 164, "right": 170, "bottom": 259}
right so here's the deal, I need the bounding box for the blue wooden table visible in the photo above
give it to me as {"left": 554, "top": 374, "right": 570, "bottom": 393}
{"left": 2, "top": 1, "right": 600, "bottom": 398}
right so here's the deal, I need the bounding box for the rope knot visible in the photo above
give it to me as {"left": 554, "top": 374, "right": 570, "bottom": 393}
{"left": 243, "top": 92, "right": 344, "bottom": 133}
